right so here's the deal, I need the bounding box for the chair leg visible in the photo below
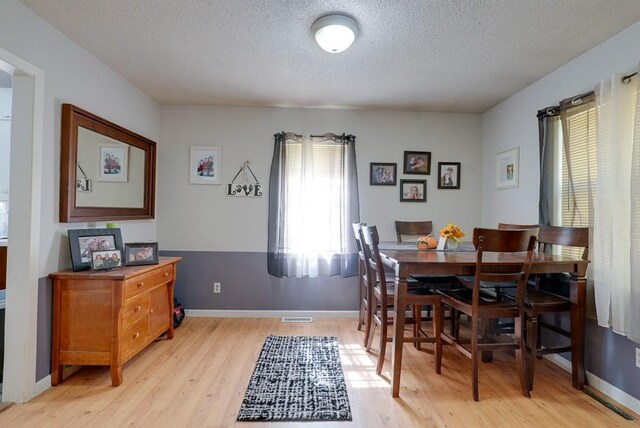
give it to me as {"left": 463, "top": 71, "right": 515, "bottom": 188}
{"left": 366, "top": 305, "right": 377, "bottom": 352}
{"left": 515, "top": 315, "right": 531, "bottom": 398}
{"left": 481, "top": 318, "right": 493, "bottom": 363}
{"left": 377, "top": 311, "right": 388, "bottom": 375}
{"left": 471, "top": 315, "right": 480, "bottom": 402}
{"left": 434, "top": 302, "right": 443, "bottom": 374}
{"left": 362, "top": 301, "right": 372, "bottom": 347}
{"left": 536, "top": 314, "right": 543, "bottom": 359}
{"left": 415, "top": 305, "right": 422, "bottom": 350}
{"left": 526, "top": 314, "right": 538, "bottom": 391}
{"left": 357, "top": 277, "right": 364, "bottom": 331}
{"left": 450, "top": 308, "right": 458, "bottom": 337}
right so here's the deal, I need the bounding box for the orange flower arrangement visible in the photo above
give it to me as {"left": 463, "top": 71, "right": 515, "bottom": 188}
{"left": 440, "top": 223, "right": 465, "bottom": 242}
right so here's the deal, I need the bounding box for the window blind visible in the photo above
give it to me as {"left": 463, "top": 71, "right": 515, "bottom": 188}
{"left": 559, "top": 101, "right": 597, "bottom": 258}
{"left": 282, "top": 140, "right": 348, "bottom": 253}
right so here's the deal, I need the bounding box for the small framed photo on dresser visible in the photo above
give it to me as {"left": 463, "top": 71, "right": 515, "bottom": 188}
{"left": 91, "top": 250, "right": 123, "bottom": 270}
{"left": 68, "top": 228, "right": 124, "bottom": 271}
{"left": 124, "top": 242, "right": 159, "bottom": 266}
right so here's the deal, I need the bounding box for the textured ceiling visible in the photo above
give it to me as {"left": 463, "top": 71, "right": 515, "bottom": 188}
{"left": 20, "top": 0, "right": 640, "bottom": 113}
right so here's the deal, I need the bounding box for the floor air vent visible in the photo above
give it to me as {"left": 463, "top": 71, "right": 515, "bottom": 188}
{"left": 281, "top": 316, "right": 313, "bottom": 323}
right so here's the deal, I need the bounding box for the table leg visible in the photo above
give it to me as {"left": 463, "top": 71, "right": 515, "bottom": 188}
{"left": 391, "top": 276, "right": 408, "bottom": 397}
{"left": 570, "top": 272, "right": 587, "bottom": 389}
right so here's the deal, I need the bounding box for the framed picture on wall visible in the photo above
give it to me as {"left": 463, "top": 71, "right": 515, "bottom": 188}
{"left": 496, "top": 147, "right": 519, "bottom": 189}
{"left": 369, "top": 162, "right": 397, "bottom": 185}
{"left": 437, "top": 162, "right": 461, "bottom": 189}
{"left": 98, "top": 145, "right": 128, "bottom": 182}
{"left": 190, "top": 146, "right": 222, "bottom": 184}
{"left": 400, "top": 179, "right": 427, "bottom": 202}
{"left": 403, "top": 151, "right": 431, "bottom": 175}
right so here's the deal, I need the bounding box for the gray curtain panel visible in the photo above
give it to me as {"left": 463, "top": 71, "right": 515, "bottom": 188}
{"left": 267, "top": 132, "right": 360, "bottom": 278}
{"left": 538, "top": 110, "right": 557, "bottom": 226}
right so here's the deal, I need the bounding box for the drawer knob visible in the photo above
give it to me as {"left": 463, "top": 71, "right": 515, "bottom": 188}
{"left": 133, "top": 332, "right": 140, "bottom": 339}
{"left": 149, "top": 309, "right": 154, "bottom": 314}
{"left": 134, "top": 305, "right": 141, "bottom": 312}
{"left": 137, "top": 282, "right": 144, "bottom": 288}
{"left": 164, "top": 272, "right": 169, "bottom": 277}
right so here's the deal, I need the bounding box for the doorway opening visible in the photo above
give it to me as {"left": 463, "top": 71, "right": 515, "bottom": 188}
{"left": 0, "top": 68, "right": 13, "bottom": 398}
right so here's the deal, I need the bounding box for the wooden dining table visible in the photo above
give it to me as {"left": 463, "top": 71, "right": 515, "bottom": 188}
{"left": 378, "top": 243, "right": 589, "bottom": 398}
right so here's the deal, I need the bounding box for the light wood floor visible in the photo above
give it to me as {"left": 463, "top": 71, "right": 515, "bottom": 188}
{"left": 0, "top": 317, "right": 635, "bottom": 427}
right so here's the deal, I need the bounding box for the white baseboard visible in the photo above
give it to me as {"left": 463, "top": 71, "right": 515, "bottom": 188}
{"left": 544, "top": 354, "right": 640, "bottom": 415}
{"left": 185, "top": 309, "right": 359, "bottom": 319}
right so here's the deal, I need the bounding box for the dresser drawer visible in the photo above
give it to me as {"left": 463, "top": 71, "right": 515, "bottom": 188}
{"left": 123, "top": 264, "right": 174, "bottom": 299}
{"left": 122, "top": 293, "right": 150, "bottom": 328}
{"left": 121, "top": 316, "right": 149, "bottom": 360}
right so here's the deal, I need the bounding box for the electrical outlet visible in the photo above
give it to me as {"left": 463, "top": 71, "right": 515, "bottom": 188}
{"left": 213, "top": 282, "right": 221, "bottom": 293}
{"left": 636, "top": 348, "right": 640, "bottom": 368}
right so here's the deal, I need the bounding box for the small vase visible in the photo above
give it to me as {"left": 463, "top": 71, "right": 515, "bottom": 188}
{"left": 446, "top": 238, "right": 459, "bottom": 251}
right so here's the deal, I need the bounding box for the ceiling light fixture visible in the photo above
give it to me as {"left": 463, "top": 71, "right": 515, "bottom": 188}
{"left": 311, "top": 14, "right": 359, "bottom": 53}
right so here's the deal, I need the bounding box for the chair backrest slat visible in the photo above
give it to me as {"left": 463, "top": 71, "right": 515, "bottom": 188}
{"left": 362, "top": 225, "right": 388, "bottom": 302}
{"left": 472, "top": 228, "right": 538, "bottom": 309}
{"left": 538, "top": 225, "right": 589, "bottom": 260}
{"left": 352, "top": 222, "right": 365, "bottom": 256}
{"left": 395, "top": 220, "right": 433, "bottom": 243}
{"left": 497, "top": 223, "right": 539, "bottom": 230}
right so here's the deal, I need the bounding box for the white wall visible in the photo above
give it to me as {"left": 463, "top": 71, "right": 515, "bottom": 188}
{"left": 0, "top": 87, "right": 11, "bottom": 202}
{"left": 0, "top": 0, "right": 160, "bottom": 275}
{"left": 159, "top": 105, "right": 482, "bottom": 251}
{"left": 481, "top": 21, "right": 640, "bottom": 226}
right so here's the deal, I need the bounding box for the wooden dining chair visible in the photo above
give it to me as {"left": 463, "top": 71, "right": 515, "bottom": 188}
{"left": 394, "top": 220, "right": 433, "bottom": 242}
{"left": 497, "top": 223, "right": 539, "bottom": 230}
{"left": 437, "top": 228, "right": 537, "bottom": 401}
{"left": 503, "top": 225, "right": 589, "bottom": 391}
{"left": 361, "top": 225, "right": 443, "bottom": 375}
{"left": 395, "top": 220, "right": 454, "bottom": 290}
{"left": 352, "top": 222, "right": 369, "bottom": 338}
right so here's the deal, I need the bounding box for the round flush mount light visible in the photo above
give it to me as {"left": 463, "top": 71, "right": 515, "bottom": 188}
{"left": 311, "top": 14, "right": 359, "bottom": 53}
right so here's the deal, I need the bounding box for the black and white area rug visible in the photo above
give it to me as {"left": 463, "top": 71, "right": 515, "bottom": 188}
{"left": 237, "top": 335, "right": 352, "bottom": 422}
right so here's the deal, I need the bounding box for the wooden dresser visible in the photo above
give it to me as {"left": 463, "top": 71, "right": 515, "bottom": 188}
{"left": 49, "top": 256, "right": 182, "bottom": 386}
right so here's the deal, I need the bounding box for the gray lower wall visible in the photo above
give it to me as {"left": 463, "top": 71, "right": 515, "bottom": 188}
{"left": 160, "top": 251, "right": 359, "bottom": 311}
{"left": 542, "top": 313, "right": 640, "bottom": 401}
{"left": 36, "top": 276, "right": 53, "bottom": 381}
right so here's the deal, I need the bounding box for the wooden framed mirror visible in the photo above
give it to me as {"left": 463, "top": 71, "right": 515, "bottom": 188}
{"left": 60, "top": 104, "right": 156, "bottom": 222}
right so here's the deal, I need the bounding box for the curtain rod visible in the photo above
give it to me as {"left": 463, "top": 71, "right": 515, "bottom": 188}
{"left": 623, "top": 72, "right": 638, "bottom": 84}
{"left": 276, "top": 132, "right": 353, "bottom": 139}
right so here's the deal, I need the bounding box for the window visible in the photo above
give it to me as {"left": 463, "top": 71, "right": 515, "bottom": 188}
{"left": 267, "top": 132, "right": 360, "bottom": 278}
{"left": 541, "top": 73, "right": 640, "bottom": 340}
{"left": 554, "top": 100, "right": 597, "bottom": 258}
{"left": 282, "top": 138, "right": 349, "bottom": 254}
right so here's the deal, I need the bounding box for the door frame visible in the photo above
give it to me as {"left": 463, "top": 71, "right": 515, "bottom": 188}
{"left": 0, "top": 45, "right": 44, "bottom": 403}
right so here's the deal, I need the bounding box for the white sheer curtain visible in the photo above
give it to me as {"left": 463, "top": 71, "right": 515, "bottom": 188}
{"left": 593, "top": 67, "right": 640, "bottom": 341}
{"left": 267, "top": 132, "right": 360, "bottom": 278}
